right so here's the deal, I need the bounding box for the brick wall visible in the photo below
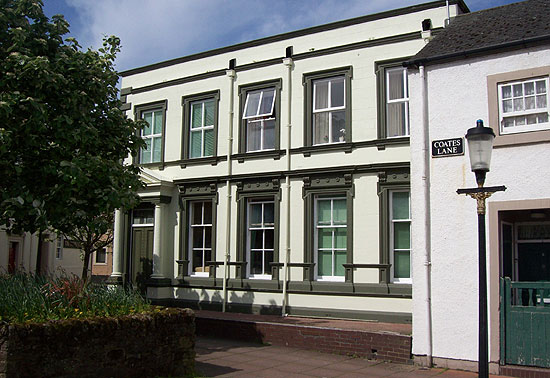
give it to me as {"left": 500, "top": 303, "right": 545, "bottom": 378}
{"left": 0, "top": 308, "right": 195, "bottom": 378}
{"left": 196, "top": 317, "right": 412, "bottom": 364}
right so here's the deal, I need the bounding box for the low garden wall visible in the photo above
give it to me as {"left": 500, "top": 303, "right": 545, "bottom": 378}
{"left": 0, "top": 308, "right": 195, "bottom": 378}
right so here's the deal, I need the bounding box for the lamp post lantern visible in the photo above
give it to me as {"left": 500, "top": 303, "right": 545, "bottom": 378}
{"left": 457, "top": 120, "right": 506, "bottom": 378}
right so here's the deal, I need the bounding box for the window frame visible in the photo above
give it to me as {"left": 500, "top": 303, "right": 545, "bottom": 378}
{"left": 375, "top": 58, "right": 411, "bottom": 140}
{"left": 378, "top": 170, "right": 410, "bottom": 284}
{"left": 497, "top": 77, "right": 549, "bottom": 135}
{"left": 246, "top": 198, "right": 276, "bottom": 279}
{"left": 236, "top": 180, "right": 280, "bottom": 280}
{"left": 134, "top": 100, "right": 167, "bottom": 166}
{"left": 188, "top": 200, "right": 214, "bottom": 277}
{"left": 303, "top": 67, "right": 352, "bottom": 148}
{"left": 389, "top": 190, "right": 411, "bottom": 283}
{"left": 95, "top": 247, "right": 107, "bottom": 265}
{"left": 55, "top": 236, "right": 63, "bottom": 260}
{"left": 178, "top": 185, "right": 217, "bottom": 278}
{"left": 181, "top": 90, "right": 220, "bottom": 162}
{"left": 303, "top": 174, "right": 354, "bottom": 282}
{"left": 238, "top": 79, "right": 282, "bottom": 154}
{"left": 314, "top": 196, "right": 348, "bottom": 282}
{"left": 487, "top": 66, "right": 550, "bottom": 147}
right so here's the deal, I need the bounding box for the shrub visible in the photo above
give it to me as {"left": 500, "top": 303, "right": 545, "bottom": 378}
{"left": 0, "top": 272, "right": 151, "bottom": 323}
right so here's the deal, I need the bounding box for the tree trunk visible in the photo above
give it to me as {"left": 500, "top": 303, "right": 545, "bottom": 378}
{"left": 35, "top": 230, "right": 43, "bottom": 275}
{"left": 81, "top": 249, "right": 91, "bottom": 282}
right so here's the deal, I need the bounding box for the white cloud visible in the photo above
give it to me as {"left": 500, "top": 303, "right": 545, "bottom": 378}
{"left": 61, "top": 0, "right": 510, "bottom": 72}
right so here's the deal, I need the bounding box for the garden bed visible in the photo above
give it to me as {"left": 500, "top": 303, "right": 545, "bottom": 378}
{"left": 0, "top": 307, "right": 195, "bottom": 378}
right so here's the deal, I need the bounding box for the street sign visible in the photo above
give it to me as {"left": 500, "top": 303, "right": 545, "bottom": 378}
{"left": 432, "top": 138, "right": 464, "bottom": 157}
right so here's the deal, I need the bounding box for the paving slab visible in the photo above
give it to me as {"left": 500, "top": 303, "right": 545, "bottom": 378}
{"left": 195, "top": 336, "right": 512, "bottom": 378}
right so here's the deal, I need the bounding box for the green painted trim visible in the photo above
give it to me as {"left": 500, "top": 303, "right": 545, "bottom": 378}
{"left": 121, "top": 0, "right": 468, "bottom": 77}
{"left": 375, "top": 58, "right": 412, "bottom": 140}
{"left": 181, "top": 90, "right": 220, "bottom": 161}
{"left": 235, "top": 179, "right": 281, "bottom": 279}
{"left": 133, "top": 99, "right": 168, "bottom": 167}
{"left": 238, "top": 79, "right": 283, "bottom": 154}
{"left": 377, "top": 169, "right": 410, "bottom": 283}
{"left": 303, "top": 66, "right": 353, "bottom": 147}
{"left": 232, "top": 150, "right": 286, "bottom": 163}
{"left": 178, "top": 184, "right": 218, "bottom": 278}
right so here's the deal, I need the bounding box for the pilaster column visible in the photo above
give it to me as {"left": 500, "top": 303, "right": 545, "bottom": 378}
{"left": 108, "top": 209, "right": 125, "bottom": 284}
{"left": 151, "top": 203, "right": 165, "bottom": 279}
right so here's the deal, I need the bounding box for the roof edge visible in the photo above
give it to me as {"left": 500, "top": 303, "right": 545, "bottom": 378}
{"left": 404, "top": 34, "right": 550, "bottom": 68}
{"left": 120, "top": 0, "right": 469, "bottom": 77}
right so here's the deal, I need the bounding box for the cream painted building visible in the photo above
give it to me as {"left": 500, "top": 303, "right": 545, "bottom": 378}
{"left": 111, "top": 1, "right": 468, "bottom": 321}
{"left": 407, "top": 0, "right": 550, "bottom": 374}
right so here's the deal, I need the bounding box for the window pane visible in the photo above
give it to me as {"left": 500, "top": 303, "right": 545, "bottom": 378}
{"left": 388, "top": 69, "right": 405, "bottom": 100}
{"left": 392, "top": 192, "right": 410, "bottom": 219}
{"left": 539, "top": 113, "right": 549, "bottom": 123}
{"left": 387, "top": 102, "right": 407, "bottom": 137}
{"left": 246, "top": 121, "right": 262, "bottom": 151}
{"left": 331, "top": 111, "right": 346, "bottom": 143}
{"left": 527, "top": 114, "right": 537, "bottom": 124}
{"left": 152, "top": 137, "right": 162, "bottom": 162}
{"left": 318, "top": 250, "right": 332, "bottom": 276}
{"left": 259, "top": 89, "right": 275, "bottom": 115}
{"left": 394, "top": 251, "right": 410, "bottom": 278}
{"left": 502, "top": 99, "right": 513, "bottom": 113}
{"left": 264, "top": 203, "right": 274, "bottom": 225}
{"left": 192, "top": 228, "right": 204, "bottom": 248}
{"left": 191, "top": 202, "right": 203, "bottom": 225}
{"left": 204, "top": 100, "right": 215, "bottom": 126}
{"left": 314, "top": 80, "right": 329, "bottom": 110}
{"left": 191, "top": 103, "right": 202, "bottom": 129}
{"left": 204, "top": 129, "right": 214, "bottom": 157}
{"left": 313, "top": 112, "right": 329, "bottom": 144}
{"left": 250, "top": 230, "right": 263, "bottom": 250}
{"left": 536, "top": 80, "right": 546, "bottom": 94}
{"left": 204, "top": 250, "right": 211, "bottom": 267}
{"left": 524, "top": 82, "right": 535, "bottom": 96}
{"left": 204, "top": 227, "right": 212, "bottom": 248}
{"left": 143, "top": 112, "right": 152, "bottom": 136}
{"left": 335, "top": 251, "right": 346, "bottom": 276}
{"left": 317, "top": 200, "right": 331, "bottom": 225}
{"left": 203, "top": 201, "right": 212, "bottom": 224}
{"left": 190, "top": 131, "right": 202, "bottom": 158}
{"left": 249, "top": 204, "right": 262, "bottom": 227}
{"left": 330, "top": 78, "right": 345, "bottom": 108}
{"left": 394, "top": 222, "right": 411, "bottom": 249}
{"left": 245, "top": 91, "right": 261, "bottom": 117}
{"left": 536, "top": 95, "right": 547, "bottom": 109}
{"left": 264, "top": 229, "right": 274, "bottom": 250}
{"left": 251, "top": 251, "right": 262, "bottom": 275}
{"left": 141, "top": 139, "right": 151, "bottom": 164}
{"left": 513, "top": 84, "right": 523, "bottom": 97}
{"left": 264, "top": 120, "right": 275, "bottom": 150}
{"left": 525, "top": 96, "right": 535, "bottom": 110}
{"left": 334, "top": 228, "right": 347, "bottom": 249}
{"left": 318, "top": 228, "right": 333, "bottom": 249}
{"left": 333, "top": 199, "right": 346, "bottom": 224}
{"left": 513, "top": 98, "right": 524, "bottom": 112}
{"left": 502, "top": 117, "right": 514, "bottom": 128}
{"left": 192, "top": 250, "right": 204, "bottom": 272}
{"left": 501, "top": 85, "right": 512, "bottom": 99}
{"left": 265, "top": 250, "right": 274, "bottom": 271}
{"left": 153, "top": 111, "right": 163, "bottom": 134}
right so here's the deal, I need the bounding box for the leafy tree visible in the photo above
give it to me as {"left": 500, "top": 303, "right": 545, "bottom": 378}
{"left": 0, "top": 0, "right": 145, "bottom": 273}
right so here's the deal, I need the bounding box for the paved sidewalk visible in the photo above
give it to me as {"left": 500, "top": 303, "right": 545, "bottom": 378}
{"left": 195, "top": 336, "right": 508, "bottom": 377}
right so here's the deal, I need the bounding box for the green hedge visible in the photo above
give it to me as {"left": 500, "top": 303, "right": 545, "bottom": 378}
{"left": 0, "top": 273, "right": 151, "bottom": 323}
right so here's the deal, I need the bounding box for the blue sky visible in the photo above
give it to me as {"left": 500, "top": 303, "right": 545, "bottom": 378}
{"left": 43, "top": 0, "right": 521, "bottom": 72}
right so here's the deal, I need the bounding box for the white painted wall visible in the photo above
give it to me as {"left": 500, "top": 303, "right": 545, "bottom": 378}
{"left": 410, "top": 46, "right": 550, "bottom": 364}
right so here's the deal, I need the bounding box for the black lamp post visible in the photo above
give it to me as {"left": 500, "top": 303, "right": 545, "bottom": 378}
{"left": 457, "top": 120, "right": 506, "bottom": 378}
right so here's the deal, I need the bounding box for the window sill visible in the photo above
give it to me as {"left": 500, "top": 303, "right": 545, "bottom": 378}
{"left": 232, "top": 149, "right": 286, "bottom": 163}
{"left": 493, "top": 128, "right": 550, "bottom": 148}
{"left": 137, "top": 161, "right": 165, "bottom": 170}
{"left": 355, "top": 136, "right": 410, "bottom": 150}
{"left": 295, "top": 143, "right": 353, "bottom": 157}
{"left": 179, "top": 156, "right": 227, "bottom": 168}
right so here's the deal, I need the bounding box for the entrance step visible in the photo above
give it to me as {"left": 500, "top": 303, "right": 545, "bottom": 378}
{"left": 500, "top": 365, "right": 550, "bottom": 378}
{"left": 195, "top": 310, "right": 412, "bottom": 364}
